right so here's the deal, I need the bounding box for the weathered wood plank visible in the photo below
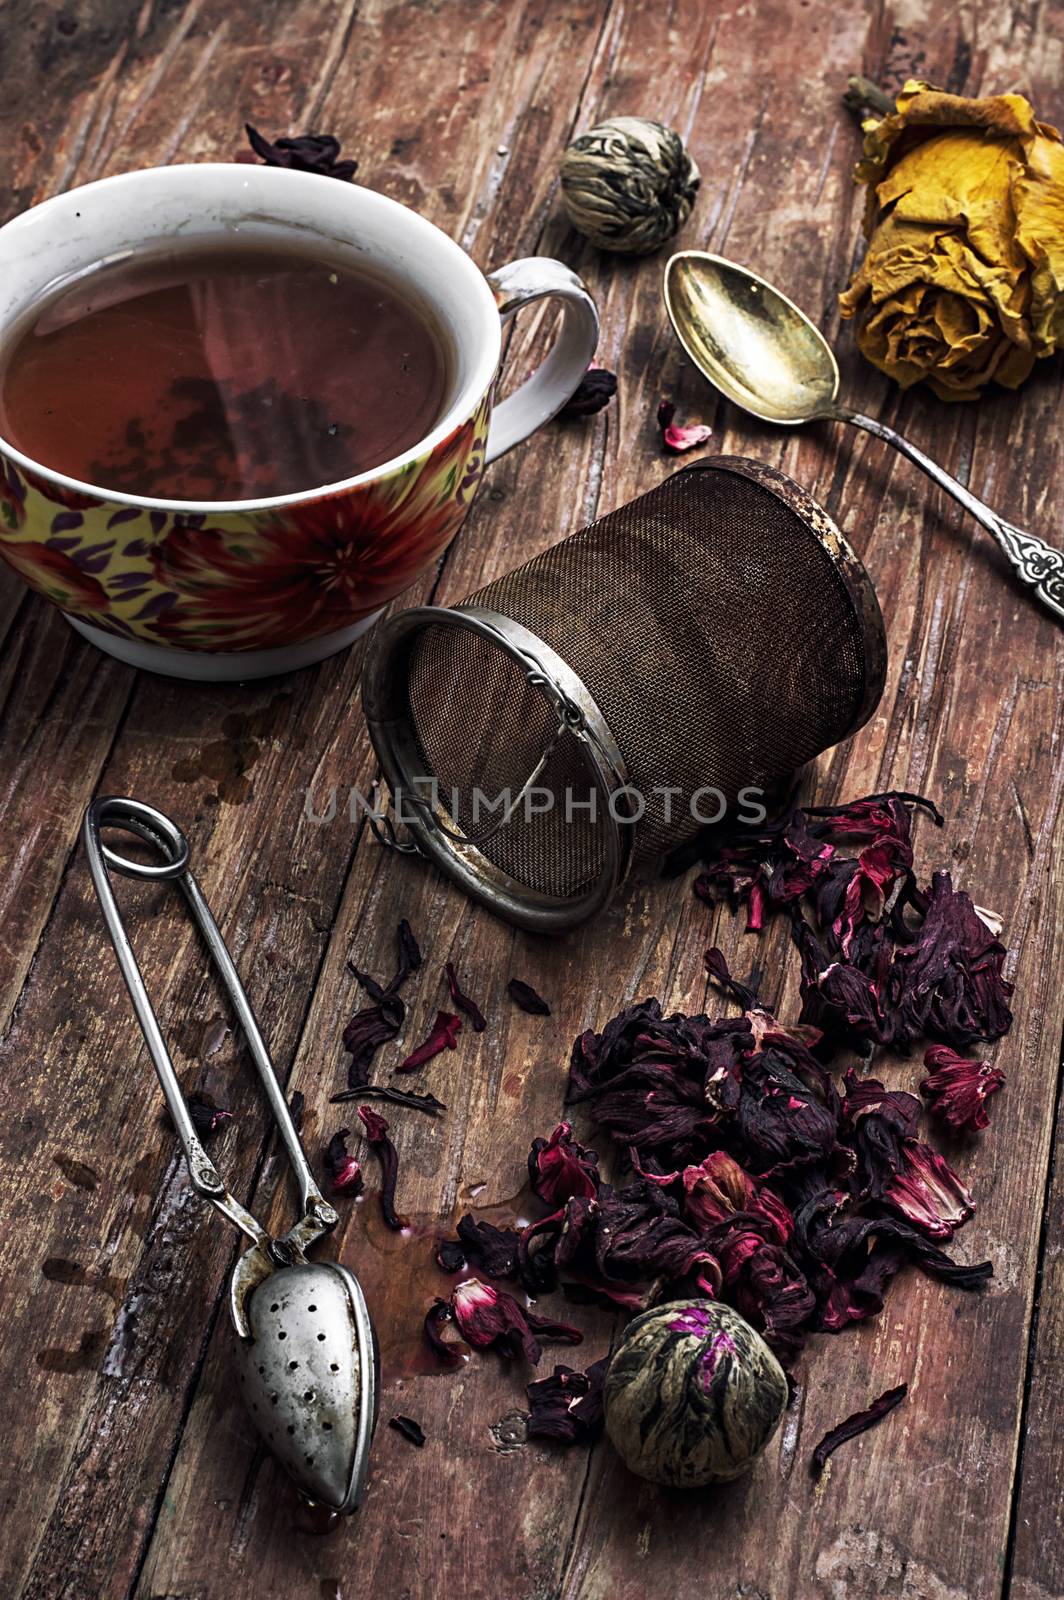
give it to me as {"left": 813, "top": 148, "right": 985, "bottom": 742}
{"left": 3, "top": 0, "right": 1064, "bottom": 1596}
{"left": 0, "top": 1, "right": 614, "bottom": 1597}
{"left": 138, "top": 4, "right": 1064, "bottom": 1600}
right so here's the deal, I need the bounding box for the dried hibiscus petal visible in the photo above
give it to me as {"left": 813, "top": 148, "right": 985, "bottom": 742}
{"left": 332, "top": 1084, "right": 447, "bottom": 1116}
{"left": 884, "top": 1139, "right": 974, "bottom": 1240}
{"left": 342, "top": 996, "right": 404, "bottom": 1089}
{"left": 528, "top": 1122, "right": 600, "bottom": 1205}
{"left": 424, "top": 1297, "right": 465, "bottom": 1367}
{"left": 508, "top": 978, "right": 551, "bottom": 1015}
{"left": 657, "top": 398, "right": 711, "bottom": 454}
{"left": 323, "top": 1128, "right": 364, "bottom": 1198}
{"left": 357, "top": 1105, "right": 406, "bottom": 1230}
{"left": 245, "top": 123, "right": 358, "bottom": 181}
{"left": 920, "top": 1045, "right": 1005, "bottom": 1133}
{"left": 445, "top": 961, "right": 487, "bottom": 1032}
{"left": 811, "top": 1383, "right": 908, "bottom": 1479}
{"left": 452, "top": 1277, "right": 582, "bottom": 1365}
{"left": 888, "top": 872, "right": 1013, "bottom": 1048}
{"left": 397, "top": 1010, "right": 462, "bottom": 1072}
{"left": 452, "top": 1215, "right": 521, "bottom": 1279}
{"left": 525, "top": 1355, "right": 608, "bottom": 1443}
{"left": 389, "top": 1414, "right": 426, "bottom": 1447}
{"left": 681, "top": 1151, "right": 792, "bottom": 1244}
{"left": 186, "top": 1092, "right": 233, "bottom": 1140}
{"left": 559, "top": 366, "right": 617, "bottom": 418}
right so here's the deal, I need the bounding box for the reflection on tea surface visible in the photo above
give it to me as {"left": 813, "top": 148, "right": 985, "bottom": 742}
{"left": 0, "top": 242, "right": 450, "bottom": 501}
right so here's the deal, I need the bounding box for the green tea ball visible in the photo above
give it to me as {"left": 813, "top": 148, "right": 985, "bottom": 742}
{"left": 559, "top": 117, "right": 700, "bottom": 255}
{"left": 604, "top": 1300, "right": 787, "bottom": 1487}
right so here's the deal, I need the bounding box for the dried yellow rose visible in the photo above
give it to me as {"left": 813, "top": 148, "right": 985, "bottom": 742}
{"left": 839, "top": 80, "right": 1064, "bottom": 400}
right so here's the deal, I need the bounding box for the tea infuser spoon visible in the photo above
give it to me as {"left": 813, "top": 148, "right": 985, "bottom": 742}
{"left": 664, "top": 250, "right": 1064, "bottom": 623}
{"left": 83, "top": 796, "right": 377, "bottom": 1515}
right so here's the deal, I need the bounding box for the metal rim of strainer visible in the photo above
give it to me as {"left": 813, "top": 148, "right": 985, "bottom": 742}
{"left": 361, "top": 458, "right": 887, "bottom": 933}
{"left": 362, "top": 605, "right": 634, "bottom": 931}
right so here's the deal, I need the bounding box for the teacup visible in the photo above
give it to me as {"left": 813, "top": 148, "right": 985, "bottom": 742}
{"left": 0, "top": 165, "right": 597, "bottom": 680}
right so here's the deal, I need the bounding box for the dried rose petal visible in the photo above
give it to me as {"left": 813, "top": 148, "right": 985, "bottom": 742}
{"left": 186, "top": 1092, "right": 233, "bottom": 1140}
{"left": 323, "top": 1128, "right": 364, "bottom": 1198}
{"left": 357, "top": 1105, "right": 406, "bottom": 1229}
{"left": 389, "top": 1414, "right": 426, "bottom": 1447}
{"left": 508, "top": 978, "right": 551, "bottom": 1015}
{"left": 525, "top": 1356, "right": 608, "bottom": 1443}
{"left": 528, "top": 1122, "right": 600, "bottom": 1205}
{"left": 657, "top": 398, "right": 711, "bottom": 454}
{"left": 452, "top": 1277, "right": 581, "bottom": 1364}
{"left": 884, "top": 1139, "right": 974, "bottom": 1240}
{"left": 920, "top": 1045, "right": 1005, "bottom": 1133}
{"left": 397, "top": 1010, "right": 462, "bottom": 1072}
{"left": 811, "top": 1383, "right": 908, "bottom": 1478}
{"left": 559, "top": 366, "right": 617, "bottom": 419}
{"left": 245, "top": 123, "right": 358, "bottom": 181}
{"left": 445, "top": 961, "right": 487, "bottom": 1032}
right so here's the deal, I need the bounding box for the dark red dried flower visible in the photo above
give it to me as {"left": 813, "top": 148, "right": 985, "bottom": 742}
{"left": 525, "top": 1356, "right": 608, "bottom": 1443}
{"left": 389, "top": 1414, "right": 426, "bottom": 1447}
{"left": 186, "top": 1091, "right": 233, "bottom": 1140}
{"left": 245, "top": 123, "right": 358, "bottom": 181}
{"left": 528, "top": 1122, "right": 600, "bottom": 1206}
{"left": 323, "top": 1128, "right": 364, "bottom": 1197}
{"left": 357, "top": 1104, "right": 406, "bottom": 1229}
{"left": 451, "top": 1278, "right": 582, "bottom": 1364}
{"left": 841, "top": 1068, "right": 921, "bottom": 1199}
{"left": 681, "top": 1151, "right": 793, "bottom": 1244}
{"left": 424, "top": 1297, "right": 465, "bottom": 1367}
{"left": 342, "top": 997, "right": 404, "bottom": 1088}
{"left": 448, "top": 1215, "right": 521, "bottom": 1279}
{"left": 559, "top": 366, "right": 617, "bottom": 418}
{"left": 811, "top": 1383, "right": 908, "bottom": 1478}
{"left": 657, "top": 398, "right": 711, "bottom": 454}
{"left": 888, "top": 873, "right": 1013, "bottom": 1048}
{"left": 508, "top": 978, "right": 551, "bottom": 1015}
{"left": 883, "top": 1138, "right": 974, "bottom": 1240}
{"left": 445, "top": 961, "right": 487, "bottom": 1031}
{"left": 920, "top": 1045, "right": 1005, "bottom": 1133}
{"left": 397, "top": 1010, "right": 462, "bottom": 1072}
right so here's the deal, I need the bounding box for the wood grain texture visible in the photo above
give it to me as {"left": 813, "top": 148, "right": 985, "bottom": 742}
{"left": 0, "top": 0, "right": 1062, "bottom": 1597}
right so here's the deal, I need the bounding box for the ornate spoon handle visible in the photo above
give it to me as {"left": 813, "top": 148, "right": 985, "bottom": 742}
{"left": 839, "top": 407, "right": 1064, "bottom": 623}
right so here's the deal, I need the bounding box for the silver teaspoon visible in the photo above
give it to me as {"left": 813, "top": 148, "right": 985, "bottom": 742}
{"left": 664, "top": 250, "right": 1064, "bottom": 623}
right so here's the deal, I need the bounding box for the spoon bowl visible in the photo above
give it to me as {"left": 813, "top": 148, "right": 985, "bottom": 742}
{"left": 662, "top": 250, "right": 1064, "bottom": 624}
{"left": 664, "top": 252, "right": 840, "bottom": 424}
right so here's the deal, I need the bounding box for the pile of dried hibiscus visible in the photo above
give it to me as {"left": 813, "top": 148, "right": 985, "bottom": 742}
{"left": 333, "top": 789, "right": 1011, "bottom": 1463}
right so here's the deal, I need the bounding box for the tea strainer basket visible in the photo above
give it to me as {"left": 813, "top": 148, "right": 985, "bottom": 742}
{"left": 362, "top": 457, "right": 886, "bottom": 932}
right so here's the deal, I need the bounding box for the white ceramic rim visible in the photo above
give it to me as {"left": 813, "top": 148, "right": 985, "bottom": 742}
{"left": 0, "top": 164, "right": 502, "bottom": 514}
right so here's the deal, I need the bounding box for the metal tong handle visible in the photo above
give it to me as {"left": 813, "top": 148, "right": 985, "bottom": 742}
{"left": 83, "top": 797, "right": 337, "bottom": 1256}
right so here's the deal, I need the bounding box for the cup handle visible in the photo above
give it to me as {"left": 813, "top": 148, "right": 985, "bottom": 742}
{"left": 483, "top": 258, "right": 599, "bottom": 464}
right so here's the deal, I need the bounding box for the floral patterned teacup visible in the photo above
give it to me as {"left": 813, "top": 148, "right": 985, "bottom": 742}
{"left": 0, "top": 165, "right": 598, "bottom": 679}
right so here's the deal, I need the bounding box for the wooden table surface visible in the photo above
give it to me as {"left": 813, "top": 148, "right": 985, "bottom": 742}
{"left": 2, "top": 1, "right": 1063, "bottom": 1596}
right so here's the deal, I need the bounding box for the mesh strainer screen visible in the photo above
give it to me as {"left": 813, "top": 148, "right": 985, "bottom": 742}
{"left": 407, "top": 625, "right": 609, "bottom": 898}
{"left": 376, "top": 458, "right": 885, "bottom": 916}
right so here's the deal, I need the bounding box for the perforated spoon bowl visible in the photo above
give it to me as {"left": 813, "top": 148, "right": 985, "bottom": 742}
{"left": 664, "top": 250, "right": 1064, "bottom": 623}
{"left": 83, "top": 796, "right": 377, "bottom": 1515}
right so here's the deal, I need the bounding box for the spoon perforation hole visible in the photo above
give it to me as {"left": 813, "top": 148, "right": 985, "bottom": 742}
{"left": 317, "top": 1332, "right": 326, "bottom": 1342}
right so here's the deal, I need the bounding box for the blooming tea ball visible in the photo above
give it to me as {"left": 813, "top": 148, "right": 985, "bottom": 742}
{"left": 604, "top": 1300, "right": 787, "bottom": 1487}
{"left": 559, "top": 117, "right": 700, "bottom": 255}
